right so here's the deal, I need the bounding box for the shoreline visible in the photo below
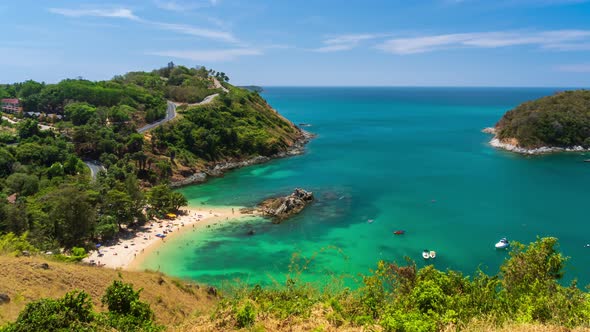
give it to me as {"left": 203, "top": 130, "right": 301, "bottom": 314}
{"left": 84, "top": 206, "right": 259, "bottom": 271}
{"left": 170, "top": 130, "right": 314, "bottom": 188}
{"left": 482, "top": 127, "right": 590, "bottom": 155}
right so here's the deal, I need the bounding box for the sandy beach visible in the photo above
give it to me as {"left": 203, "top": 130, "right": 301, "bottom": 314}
{"left": 83, "top": 206, "right": 255, "bottom": 270}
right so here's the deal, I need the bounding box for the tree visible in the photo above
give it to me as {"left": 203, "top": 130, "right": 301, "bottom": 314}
{"left": 17, "top": 119, "right": 40, "bottom": 139}
{"left": 500, "top": 237, "right": 566, "bottom": 292}
{"left": 6, "top": 173, "right": 39, "bottom": 196}
{"left": 147, "top": 184, "right": 187, "bottom": 214}
{"left": 103, "top": 189, "right": 134, "bottom": 230}
{"left": 64, "top": 102, "right": 96, "bottom": 125}
{"left": 0, "top": 147, "right": 15, "bottom": 177}
{"left": 46, "top": 186, "right": 96, "bottom": 248}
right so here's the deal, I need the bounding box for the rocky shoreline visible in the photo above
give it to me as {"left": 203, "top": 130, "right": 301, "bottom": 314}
{"left": 170, "top": 130, "right": 314, "bottom": 188}
{"left": 482, "top": 127, "right": 590, "bottom": 155}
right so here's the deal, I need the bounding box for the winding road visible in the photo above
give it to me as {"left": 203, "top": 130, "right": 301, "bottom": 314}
{"left": 85, "top": 82, "right": 224, "bottom": 179}
{"left": 137, "top": 101, "right": 177, "bottom": 134}
{"left": 84, "top": 160, "right": 106, "bottom": 181}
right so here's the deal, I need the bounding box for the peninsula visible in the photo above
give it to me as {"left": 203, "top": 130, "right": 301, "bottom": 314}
{"left": 485, "top": 90, "right": 590, "bottom": 154}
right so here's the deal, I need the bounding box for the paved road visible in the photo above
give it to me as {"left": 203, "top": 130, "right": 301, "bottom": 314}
{"left": 84, "top": 160, "right": 106, "bottom": 181}
{"left": 137, "top": 101, "right": 177, "bottom": 133}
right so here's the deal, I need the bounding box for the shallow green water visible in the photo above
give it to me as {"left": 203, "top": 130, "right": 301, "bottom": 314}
{"left": 141, "top": 87, "right": 590, "bottom": 287}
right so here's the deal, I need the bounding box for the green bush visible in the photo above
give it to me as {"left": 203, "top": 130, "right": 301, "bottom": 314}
{"left": 235, "top": 301, "right": 257, "bottom": 328}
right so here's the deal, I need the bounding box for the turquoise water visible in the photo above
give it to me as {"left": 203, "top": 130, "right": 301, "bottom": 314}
{"left": 142, "top": 87, "right": 590, "bottom": 287}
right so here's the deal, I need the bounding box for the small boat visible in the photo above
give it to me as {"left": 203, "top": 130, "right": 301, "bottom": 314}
{"left": 429, "top": 250, "right": 436, "bottom": 259}
{"left": 495, "top": 238, "right": 509, "bottom": 249}
{"left": 367, "top": 219, "right": 374, "bottom": 224}
{"left": 422, "top": 250, "right": 430, "bottom": 259}
{"left": 584, "top": 159, "right": 590, "bottom": 163}
{"left": 393, "top": 230, "right": 405, "bottom": 235}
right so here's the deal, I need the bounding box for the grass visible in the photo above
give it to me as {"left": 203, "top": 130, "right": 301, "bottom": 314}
{"left": 0, "top": 255, "right": 216, "bottom": 329}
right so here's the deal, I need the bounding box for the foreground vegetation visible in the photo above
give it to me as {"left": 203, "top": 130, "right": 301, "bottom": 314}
{"left": 495, "top": 90, "right": 590, "bottom": 148}
{"left": 1, "top": 236, "right": 589, "bottom": 331}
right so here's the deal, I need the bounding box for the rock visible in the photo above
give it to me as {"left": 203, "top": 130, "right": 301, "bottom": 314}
{"left": 258, "top": 188, "right": 314, "bottom": 223}
{"left": 36, "top": 263, "right": 49, "bottom": 270}
{"left": 0, "top": 294, "right": 10, "bottom": 305}
{"left": 207, "top": 286, "right": 218, "bottom": 296}
{"left": 247, "top": 229, "right": 255, "bottom": 236}
{"left": 482, "top": 127, "right": 496, "bottom": 134}
{"left": 21, "top": 250, "right": 30, "bottom": 257}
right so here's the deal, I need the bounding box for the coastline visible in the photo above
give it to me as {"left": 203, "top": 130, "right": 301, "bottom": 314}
{"left": 170, "top": 129, "right": 314, "bottom": 188}
{"left": 483, "top": 127, "right": 590, "bottom": 155}
{"left": 84, "top": 206, "right": 258, "bottom": 271}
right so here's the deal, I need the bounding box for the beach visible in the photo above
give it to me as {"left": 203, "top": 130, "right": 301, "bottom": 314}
{"left": 83, "top": 206, "right": 253, "bottom": 270}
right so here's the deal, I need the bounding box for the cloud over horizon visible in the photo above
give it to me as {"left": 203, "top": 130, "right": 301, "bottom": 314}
{"left": 376, "top": 30, "right": 590, "bottom": 54}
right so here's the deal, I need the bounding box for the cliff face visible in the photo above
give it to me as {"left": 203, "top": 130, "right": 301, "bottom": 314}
{"left": 494, "top": 90, "right": 590, "bottom": 149}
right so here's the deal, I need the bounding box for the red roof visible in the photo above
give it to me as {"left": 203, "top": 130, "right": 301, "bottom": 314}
{"left": 1, "top": 98, "right": 19, "bottom": 104}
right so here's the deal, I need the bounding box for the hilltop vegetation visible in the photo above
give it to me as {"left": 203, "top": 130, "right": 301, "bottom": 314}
{"left": 495, "top": 90, "right": 590, "bottom": 148}
{"left": 1, "top": 237, "right": 589, "bottom": 331}
{"left": 0, "top": 64, "right": 303, "bottom": 253}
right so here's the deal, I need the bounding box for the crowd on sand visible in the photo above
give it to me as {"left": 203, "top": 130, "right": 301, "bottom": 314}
{"left": 83, "top": 206, "right": 247, "bottom": 270}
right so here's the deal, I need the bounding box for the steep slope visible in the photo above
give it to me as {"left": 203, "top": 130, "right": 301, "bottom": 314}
{"left": 0, "top": 255, "right": 217, "bottom": 328}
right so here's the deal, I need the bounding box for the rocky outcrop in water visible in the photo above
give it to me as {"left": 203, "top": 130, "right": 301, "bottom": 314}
{"left": 258, "top": 188, "right": 314, "bottom": 223}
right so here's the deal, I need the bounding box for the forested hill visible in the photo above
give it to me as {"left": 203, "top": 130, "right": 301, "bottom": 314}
{"left": 0, "top": 64, "right": 303, "bottom": 253}
{"left": 495, "top": 90, "right": 590, "bottom": 148}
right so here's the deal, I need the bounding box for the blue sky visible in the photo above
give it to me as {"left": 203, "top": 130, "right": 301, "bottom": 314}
{"left": 1, "top": 0, "right": 590, "bottom": 86}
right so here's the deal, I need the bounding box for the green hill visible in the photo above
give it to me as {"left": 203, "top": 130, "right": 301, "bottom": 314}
{"left": 495, "top": 90, "right": 590, "bottom": 148}
{"left": 0, "top": 64, "right": 303, "bottom": 253}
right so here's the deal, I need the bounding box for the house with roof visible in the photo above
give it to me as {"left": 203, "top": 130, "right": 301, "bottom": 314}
{"left": 1, "top": 98, "right": 22, "bottom": 114}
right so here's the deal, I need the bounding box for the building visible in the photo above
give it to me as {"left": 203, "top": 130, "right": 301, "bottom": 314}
{"left": 1, "top": 98, "right": 22, "bottom": 113}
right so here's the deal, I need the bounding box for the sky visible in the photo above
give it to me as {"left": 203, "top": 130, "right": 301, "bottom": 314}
{"left": 1, "top": 0, "right": 590, "bottom": 86}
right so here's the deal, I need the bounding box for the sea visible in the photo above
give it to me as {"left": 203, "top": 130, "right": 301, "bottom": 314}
{"left": 140, "top": 87, "right": 590, "bottom": 288}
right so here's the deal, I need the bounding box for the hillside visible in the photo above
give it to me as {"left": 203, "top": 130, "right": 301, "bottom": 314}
{"left": 0, "top": 64, "right": 305, "bottom": 255}
{"left": 494, "top": 90, "right": 590, "bottom": 149}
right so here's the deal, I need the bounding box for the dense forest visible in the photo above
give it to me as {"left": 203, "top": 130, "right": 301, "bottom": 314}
{"left": 495, "top": 90, "right": 590, "bottom": 148}
{"left": 0, "top": 64, "right": 302, "bottom": 255}
{"left": 1, "top": 237, "right": 589, "bottom": 331}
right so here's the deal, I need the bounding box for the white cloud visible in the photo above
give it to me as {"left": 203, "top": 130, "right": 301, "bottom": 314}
{"left": 147, "top": 48, "right": 262, "bottom": 61}
{"left": 151, "top": 22, "right": 237, "bottom": 43}
{"left": 49, "top": 6, "right": 237, "bottom": 44}
{"left": 314, "top": 33, "right": 384, "bottom": 53}
{"left": 154, "top": 0, "right": 220, "bottom": 12}
{"left": 48, "top": 7, "right": 139, "bottom": 20}
{"left": 556, "top": 64, "right": 590, "bottom": 72}
{"left": 376, "top": 30, "right": 590, "bottom": 54}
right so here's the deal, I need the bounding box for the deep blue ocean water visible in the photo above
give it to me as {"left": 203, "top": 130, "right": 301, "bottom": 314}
{"left": 141, "top": 87, "right": 590, "bottom": 287}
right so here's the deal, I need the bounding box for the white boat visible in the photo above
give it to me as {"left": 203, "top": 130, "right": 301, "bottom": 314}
{"left": 495, "top": 238, "right": 509, "bottom": 249}
{"left": 422, "top": 250, "right": 430, "bottom": 259}
{"left": 429, "top": 250, "right": 436, "bottom": 259}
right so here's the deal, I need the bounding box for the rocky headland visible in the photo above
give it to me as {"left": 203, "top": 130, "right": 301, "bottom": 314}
{"left": 484, "top": 90, "right": 590, "bottom": 155}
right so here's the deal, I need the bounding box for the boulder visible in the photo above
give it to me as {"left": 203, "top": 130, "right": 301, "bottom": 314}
{"left": 0, "top": 294, "right": 10, "bottom": 305}
{"left": 258, "top": 188, "right": 314, "bottom": 223}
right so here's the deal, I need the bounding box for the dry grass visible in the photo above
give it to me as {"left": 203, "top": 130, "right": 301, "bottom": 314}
{"left": 1, "top": 255, "right": 589, "bottom": 331}
{"left": 0, "top": 255, "right": 217, "bottom": 329}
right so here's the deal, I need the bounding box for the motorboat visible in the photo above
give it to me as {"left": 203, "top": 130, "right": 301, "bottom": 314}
{"left": 393, "top": 230, "right": 405, "bottom": 235}
{"left": 422, "top": 250, "right": 430, "bottom": 259}
{"left": 495, "top": 238, "right": 509, "bottom": 249}
{"left": 367, "top": 219, "right": 374, "bottom": 224}
{"left": 429, "top": 251, "right": 436, "bottom": 259}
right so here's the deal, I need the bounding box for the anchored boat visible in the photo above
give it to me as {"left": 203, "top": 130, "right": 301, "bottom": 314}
{"left": 495, "top": 237, "right": 509, "bottom": 249}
